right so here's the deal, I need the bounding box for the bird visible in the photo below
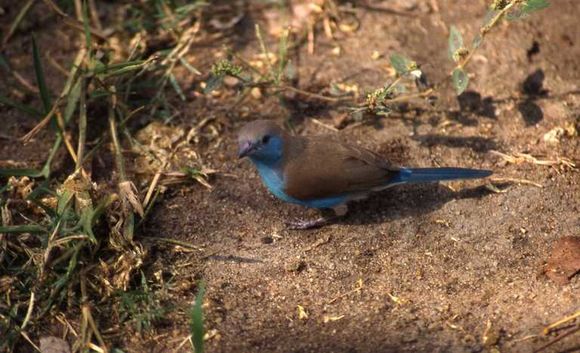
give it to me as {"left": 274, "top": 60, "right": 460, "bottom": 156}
{"left": 238, "top": 120, "right": 492, "bottom": 229}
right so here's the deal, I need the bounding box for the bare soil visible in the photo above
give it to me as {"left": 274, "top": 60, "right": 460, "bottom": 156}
{"left": 1, "top": 0, "right": 579, "bottom": 352}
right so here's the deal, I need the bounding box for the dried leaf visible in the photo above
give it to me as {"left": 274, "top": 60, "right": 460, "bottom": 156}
{"left": 119, "top": 181, "right": 144, "bottom": 217}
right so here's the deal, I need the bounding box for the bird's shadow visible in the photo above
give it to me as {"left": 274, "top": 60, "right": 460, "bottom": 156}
{"left": 340, "top": 183, "right": 494, "bottom": 226}
{"left": 412, "top": 134, "right": 498, "bottom": 153}
{"left": 518, "top": 69, "right": 547, "bottom": 126}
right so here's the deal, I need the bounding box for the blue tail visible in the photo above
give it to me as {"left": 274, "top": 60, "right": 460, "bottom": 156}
{"left": 390, "top": 167, "right": 492, "bottom": 184}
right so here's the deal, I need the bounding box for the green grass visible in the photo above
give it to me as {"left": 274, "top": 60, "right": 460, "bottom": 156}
{"left": 190, "top": 282, "right": 206, "bottom": 353}
{"left": 0, "top": 0, "right": 209, "bottom": 351}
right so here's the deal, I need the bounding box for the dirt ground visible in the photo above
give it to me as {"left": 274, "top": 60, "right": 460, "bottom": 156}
{"left": 1, "top": 0, "right": 579, "bottom": 352}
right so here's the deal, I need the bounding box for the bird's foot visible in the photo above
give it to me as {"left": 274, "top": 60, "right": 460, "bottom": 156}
{"left": 285, "top": 205, "right": 348, "bottom": 230}
{"left": 285, "top": 217, "right": 331, "bottom": 230}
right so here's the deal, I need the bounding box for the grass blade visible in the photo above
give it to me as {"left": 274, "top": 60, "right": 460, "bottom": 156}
{"left": 0, "top": 168, "right": 43, "bottom": 177}
{"left": 169, "top": 73, "right": 186, "bottom": 101}
{"left": 76, "top": 77, "right": 87, "bottom": 168}
{"left": 179, "top": 57, "right": 201, "bottom": 76}
{"left": 31, "top": 35, "right": 52, "bottom": 113}
{"left": 64, "top": 79, "right": 82, "bottom": 124}
{"left": 82, "top": 0, "right": 92, "bottom": 49}
{"left": 39, "top": 135, "right": 64, "bottom": 178}
{"left": 2, "top": 0, "right": 35, "bottom": 49}
{"left": 91, "top": 60, "right": 146, "bottom": 75}
{"left": 190, "top": 282, "right": 205, "bottom": 353}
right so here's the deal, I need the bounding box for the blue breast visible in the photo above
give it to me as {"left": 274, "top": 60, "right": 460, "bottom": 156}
{"left": 252, "top": 159, "right": 347, "bottom": 209}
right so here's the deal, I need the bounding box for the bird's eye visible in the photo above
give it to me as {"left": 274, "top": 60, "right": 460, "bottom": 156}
{"left": 262, "top": 135, "right": 270, "bottom": 144}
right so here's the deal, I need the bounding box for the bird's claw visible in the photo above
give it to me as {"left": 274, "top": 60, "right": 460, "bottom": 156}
{"left": 285, "top": 218, "right": 329, "bottom": 230}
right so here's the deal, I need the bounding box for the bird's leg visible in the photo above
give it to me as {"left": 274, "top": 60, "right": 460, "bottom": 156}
{"left": 285, "top": 204, "right": 348, "bottom": 230}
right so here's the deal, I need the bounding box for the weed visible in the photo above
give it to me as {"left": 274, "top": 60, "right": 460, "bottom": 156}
{"left": 360, "top": 0, "right": 551, "bottom": 114}
{"left": 117, "top": 272, "right": 167, "bottom": 333}
{"left": 207, "top": 0, "right": 551, "bottom": 122}
{"left": 0, "top": 0, "right": 208, "bottom": 351}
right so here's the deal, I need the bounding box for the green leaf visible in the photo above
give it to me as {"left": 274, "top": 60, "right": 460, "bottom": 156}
{"left": 389, "top": 53, "right": 412, "bottom": 76}
{"left": 80, "top": 209, "right": 97, "bottom": 243}
{"left": 169, "top": 73, "right": 186, "bottom": 101}
{"left": 452, "top": 68, "right": 469, "bottom": 95}
{"left": 52, "top": 245, "right": 80, "bottom": 293}
{"left": 203, "top": 74, "right": 224, "bottom": 94}
{"left": 79, "top": 194, "right": 113, "bottom": 243}
{"left": 190, "top": 282, "right": 206, "bottom": 353}
{"left": 97, "top": 62, "right": 147, "bottom": 78}
{"left": 32, "top": 35, "right": 52, "bottom": 113}
{"left": 38, "top": 135, "right": 64, "bottom": 179}
{"left": 123, "top": 212, "right": 135, "bottom": 240}
{"left": 63, "top": 79, "right": 82, "bottom": 124}
{"left": 448, "top": 26, "right": 463, "bottom": 60}
{"left": 82, "top": 0, "right": 91, "bottom": 49}
{"left": 91, "top": 60, "right": 146, "bottom": 75}
{"left": 522, "top": 0, "right": 549, "bottom": 13}
{"left": 179, "top": 57, "right": 202, "bottom": 76}
{"left": 56, "top": 190, "right": 74, "bottom": 217}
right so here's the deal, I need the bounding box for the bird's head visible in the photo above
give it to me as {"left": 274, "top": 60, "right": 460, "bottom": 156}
{"left": 237, "top": 120, "right": 286, "bottom": 163}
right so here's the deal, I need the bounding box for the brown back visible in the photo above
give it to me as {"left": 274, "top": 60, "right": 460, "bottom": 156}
{"left": 282, "top": 135, "right": 399, "bottom": 200}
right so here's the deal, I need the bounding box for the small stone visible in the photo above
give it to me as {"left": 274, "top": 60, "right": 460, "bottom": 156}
{"left": 223, "top": 76, "right": 240, "bottom": 87}
{"left": 251, "top": 87, "right": 262, "bottom": 99}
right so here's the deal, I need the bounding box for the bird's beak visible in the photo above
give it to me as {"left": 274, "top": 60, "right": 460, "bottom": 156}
{"left": 238, "top": 141, "right": 256, "bottom": 159}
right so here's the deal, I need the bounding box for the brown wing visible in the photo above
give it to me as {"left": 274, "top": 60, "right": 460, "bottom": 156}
{"left": 282, "top": 136, "right": 399, "bottom": 200}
